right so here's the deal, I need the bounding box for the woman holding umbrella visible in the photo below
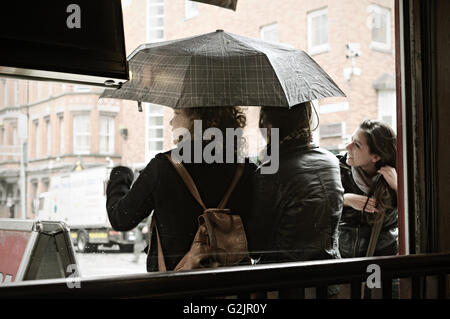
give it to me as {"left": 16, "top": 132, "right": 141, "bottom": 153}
{"left": 106, "top": 106, "right": 256, "bottom": 272}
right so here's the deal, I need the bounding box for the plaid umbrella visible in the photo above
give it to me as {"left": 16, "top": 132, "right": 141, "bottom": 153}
{"left": 101, "top": 30, "right": 345, "bottom": 108}
{"left": 192, "top": 0, "right": 238, "bottom": 11}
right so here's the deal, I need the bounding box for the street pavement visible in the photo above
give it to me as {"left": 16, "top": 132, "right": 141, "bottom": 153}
{"left": 74, "top": 245, "right": 147, "bottom": 278}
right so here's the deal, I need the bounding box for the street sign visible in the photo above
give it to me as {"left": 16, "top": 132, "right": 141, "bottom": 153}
{"left": 0, "top": 219, "right": 79, "bottom": 284}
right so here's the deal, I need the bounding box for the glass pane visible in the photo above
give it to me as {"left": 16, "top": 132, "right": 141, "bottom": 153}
{"left": 372, "top": 13, "right": 387, "bottom": 43}
{"left": 148, "top": 29, "right": 164, "bottom": 40}
{"left": 149, "top": 17, "right": 164, "bottom": 28}
{"left": 148, "top": 4, "right": 164, "bottom": 16}
{"left": 148, "top": 140, "right": 163, "bottom": 151}
{"left": 149, "top": 117, "right": 163, "bottom": 126}
{"left": 148, "top": 103, "right": 164, "bottom": 114}
{"left": 149, "top": 128, "right": 163, "bottom": 139}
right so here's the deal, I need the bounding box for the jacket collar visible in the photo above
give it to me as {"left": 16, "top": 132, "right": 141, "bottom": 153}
{"left": 278, "top": 139, "right": 317, "bottom": 155}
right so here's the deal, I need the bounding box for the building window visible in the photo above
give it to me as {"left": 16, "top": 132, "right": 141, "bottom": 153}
{"left": 34, "top": 121, "right": 40, "bottom": 158}
{"left": 260, "top": 23, "right": 278, "bottom": 43}
{"left": 369, "top": 4, "right": 391, "bottom": 52}
{"left": 73, "top": 85, "right": 91, "bottom": 93}
{"left": 31, "top": 181, "right": 38, "bottom": 215}
{"left": 99, "top": 116, "right": 115, "bottom": 154}
{"left": 147, "top": 0, "right": 165, "bottom": 43}
{"left": 3, "top": 81, "right": 8, "bottom": 106}
{"left": 37, "top": 82, "right": 42, "bottom": 101}
{"left": 59, "top": 117, "right": 64, "bottom": 154}
{"left": 46, "top": 119, "right": 51, "bottom": 156}
{"left": 319, "top": 122, "right": 345, "bottom": 139}
{"left": 185, "top": 0, "right": 198, "bottom": 19}
{"left": 14, "top": 80, "right": 19, "bottom": 106}
{"left": 12, "top": 127, "right": 17, "bottom": 146}
{"left": 319, "top": 102, "right": 350, "bottom": 114}
{"left": 378, "top": 90, "right": 396, "bottom": 133}
{"left": 146, "top": 103, "right": 164, "bottom": 160}
{"left": 307, "top": 7, "right": 329, "bottom": 55}
{"left": 73, "top": 114, "right": 90, "bottom": 155}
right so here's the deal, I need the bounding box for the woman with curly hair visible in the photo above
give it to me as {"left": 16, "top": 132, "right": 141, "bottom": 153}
{"left": 106, "top": 106, "right": 255, "bottom": 272}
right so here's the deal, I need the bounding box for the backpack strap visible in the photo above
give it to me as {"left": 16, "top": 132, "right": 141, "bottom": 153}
{"left": 164, "top": 154, "right": 207, "bottom": 210}
{"left": 164, "top": 153, "right": 244, "bottom": 209}
{"left": 149, "top": 216, "right": 167, "bottom": 272}
{"left": 217, "top": 164, "right": 244, "bottom": 209}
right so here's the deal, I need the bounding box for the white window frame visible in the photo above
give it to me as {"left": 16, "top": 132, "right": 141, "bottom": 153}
{"left": 34, "top": 121, "right": 40, "bottom": 158}
{"left": 73, "top": 114, "right": 91, "bottom": 155}
{"left": 319, "top": 122, "right": 346, "bottom": 139}
{"left": 185, "top": 0, "right": 198, "bottom": 20}
{"left": 307, "top": 7, "right": 330, "bottom": 55}
{"left": 377, "top": 89, "right": 397, "bottom": 133}
{"left": 2, "top": 81, "right": 7, "bottom": 107}
{"left": 14, "top": 80, "right": 19, "bottom": 106}
{"left": 73, "top": 85, "right": 91, "bottom": 93}
{"left": 145, "top": 103, "right": 164, "bottom": 161}
{"left": 12, "top": 127, "right": 17, "bottom": 146}
{"left": 99, "top": 115, "right": 115, "bottom": 155}
{"left": 37, "top": 82, "right": 42, "bottom": 101}
{"left": 1, "top": 127, "right": 4, "bottom": 146}
{"left": 59, "top": 116, "right": 64, "bottom": 154}
{"left": 319, "top": 102, "right": 350, "bottom": 114}
{"left": 147, "top": 0, "right": 165, "bottom": 43}
{"left": 260, "top": 23, "right": 278, "bottom": 43}
{"left": 369, "top": 4, "right": 392, "bottom": 52}
{"left": 46, "top": 119, "right": 51, "bottom": 156}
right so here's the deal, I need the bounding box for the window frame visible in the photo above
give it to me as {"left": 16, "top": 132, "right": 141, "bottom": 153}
{"left": 147, "top": 0, "right": 165, "bottom": 43}
{"left": 319, "top": 122, "right": 345, "bottom": 139}
{"left": 45, "top": 118, "right": 51, "bottom": 156}
{"left": 145, "top": 103, "right": 164, "bottom": 161}
{"left": 72, "top": 113, "right": 91, "bottom": 155}
{"left": 307, "top": 7, "right": 330, "bottom": 55}
{"left": 59, "top": 116, "right": 64, "bottom": 155}
{"left": 260, "top": 23, "right": 278, "bottom": 43}
{"left": 99, "top": 115, "right": 115, "bottom": 155}
{"left": 369, "top": 4, "right": 392, "bottom": 52}
{"left": 184, "top": 0, "right": 198, "bottom": 20}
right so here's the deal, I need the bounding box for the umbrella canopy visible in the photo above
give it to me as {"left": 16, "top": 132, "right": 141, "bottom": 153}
{"left": 101, "top": 30, "right": 345, "bottom": 108}
{"left": 192, "top": 0, "right": 238, "bottom": 11}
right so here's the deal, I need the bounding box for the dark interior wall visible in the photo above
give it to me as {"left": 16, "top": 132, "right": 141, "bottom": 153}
{"left": 435, "top": 0, "right": 450, "bottom": 253}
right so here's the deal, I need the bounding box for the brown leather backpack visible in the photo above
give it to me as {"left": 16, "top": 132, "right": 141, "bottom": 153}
{"left": 149, "top": 154, "right": 251, "bottom": 272}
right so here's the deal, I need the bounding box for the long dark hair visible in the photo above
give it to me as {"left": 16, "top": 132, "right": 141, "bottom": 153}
{"left": 259, "top": 101, "right": 317, "bottom": 145}
{"left": 359, "top": 119, "right": 397, "bottom": 215}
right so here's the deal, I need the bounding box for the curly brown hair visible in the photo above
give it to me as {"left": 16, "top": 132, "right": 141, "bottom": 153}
{"left": 182, "top": 106, "right": 247, "bottom": 133}
{"left": 179, "top": 107, "right": 247, "bottom": 158}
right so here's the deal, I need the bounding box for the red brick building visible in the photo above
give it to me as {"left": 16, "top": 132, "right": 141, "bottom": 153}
{"left": 0, "top": 0, "right": 395, "bottom": 218}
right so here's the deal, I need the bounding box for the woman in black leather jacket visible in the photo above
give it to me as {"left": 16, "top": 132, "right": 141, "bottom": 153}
{"left": 106, "top": 107, "right": 255, "bottom": 272}
{"left": 338, "top": 119, "right": 398, "bottom": 258}
{"left": 250, "top": 102, "right": 343, "bottom": 265}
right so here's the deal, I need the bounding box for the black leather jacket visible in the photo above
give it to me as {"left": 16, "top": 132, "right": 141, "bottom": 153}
{"left": 106, "top": 146, "right": 255, "bottom": 272}
{"left": 249, "top": 140, "right": 343, "bottom": 264}
{"left": 337, "top": 154, "right": 398, "bottom": 257}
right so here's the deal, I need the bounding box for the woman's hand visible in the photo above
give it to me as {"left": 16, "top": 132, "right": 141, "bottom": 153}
{"left": 344, "top": 193, "right": 378, "bottom": 213}
{"left": 377, "top": 165, "right": 398, "bottom": 193}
